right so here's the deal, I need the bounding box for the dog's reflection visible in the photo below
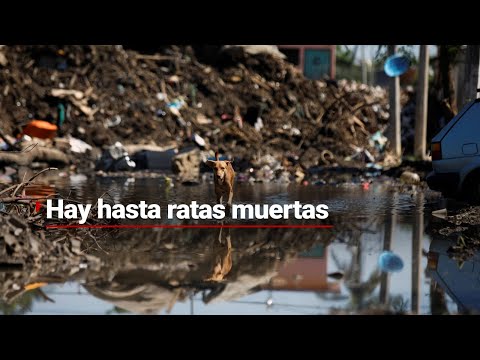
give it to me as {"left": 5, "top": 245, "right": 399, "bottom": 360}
{"left": 204, "top": 226, "right": 233, "bottom": 282}
{"left": 79, "top": 226, "right": 235, "bottom": 314}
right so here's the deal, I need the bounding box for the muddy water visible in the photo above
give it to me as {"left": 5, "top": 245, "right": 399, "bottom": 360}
{"left": 0, "top": 175, "right": 471, "bottom": 315}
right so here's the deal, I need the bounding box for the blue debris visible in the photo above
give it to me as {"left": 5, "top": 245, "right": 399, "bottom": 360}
{"left": 384, "top": 54, "right": 410, "bottom": 77}
{"left": 378, "top": 251, "right": 404, "bottom": 273}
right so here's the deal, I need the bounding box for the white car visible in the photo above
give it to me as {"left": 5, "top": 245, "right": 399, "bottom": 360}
{"left": 427, "top": 99, "right": 480, "bottom": 202}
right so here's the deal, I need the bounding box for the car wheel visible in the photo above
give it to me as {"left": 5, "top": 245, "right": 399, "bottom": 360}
{"left": 463, "top": 171, "right": 480, "bottom": 205}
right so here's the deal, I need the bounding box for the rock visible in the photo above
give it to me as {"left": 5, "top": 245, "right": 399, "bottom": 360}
{"left": 172, "top": 148, "right": 201, "bottom": 182}
{"left": 299, "top": 148, "right": 321, "bottom": 169}
{"left": 68, "top": 136, "right": 93, "bottom": 154}
{"left": 400, "top": 171, "right": 421, "bottom": 185}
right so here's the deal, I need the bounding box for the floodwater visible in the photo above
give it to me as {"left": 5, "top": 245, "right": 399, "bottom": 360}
{"left": 0, "top": 174, "right": 473, "bottom": 315}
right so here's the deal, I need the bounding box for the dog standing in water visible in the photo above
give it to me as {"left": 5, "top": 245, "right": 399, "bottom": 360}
{"left": 205, "top": 227, "right": 233, "bottom": 282}
{"left": 206, "top": 152, "right": 235, "bottom": 211}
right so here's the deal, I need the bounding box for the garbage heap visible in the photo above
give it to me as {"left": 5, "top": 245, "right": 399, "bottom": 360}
{"left": 0, "top": 45, "right": 391, "bottom": 178}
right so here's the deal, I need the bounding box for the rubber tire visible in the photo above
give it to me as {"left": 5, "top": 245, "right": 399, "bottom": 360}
{"left": 462, "top": 171, "right": 480, "bottom": 205}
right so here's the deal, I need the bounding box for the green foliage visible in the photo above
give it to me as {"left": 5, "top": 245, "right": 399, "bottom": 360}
{"left": 0, "top": 290, "right": 41, "bottom": 315}
{"left": 336, "top": 45, "right": 356, "bottom": 66}
{"left": 438, "top": 45, "right": 463, "bottom": 64}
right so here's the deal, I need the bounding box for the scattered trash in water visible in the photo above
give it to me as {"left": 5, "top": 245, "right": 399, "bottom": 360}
{"left": 365, "top": 163, "right": 383, "bottom": 177}
{"left": 432, "top": 208, "right": 448, "bottom": 220}
{"left": 164, "top": 176, "right": 174, "bottom": 188}
{"left": 378, "top": 251, "right": 404, "bottom": 273}
{"left": 327, "top": 272, "right": 344, "bottom": 280}
{"left": 400, "top": 171, "right": 421, "bottom": 185}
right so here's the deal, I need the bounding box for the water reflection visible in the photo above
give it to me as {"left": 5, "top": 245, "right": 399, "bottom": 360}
{"left": 427, "top": 236, "right": 480, "bottom": 314}
{"left": 1, "top": 178, "right": 476, "bottom": 315}
{"left": 0, "top": 288, "right": 45, "bottom": 315}
{"left": 204, "top": 226, "right": 233, "bottom": 283}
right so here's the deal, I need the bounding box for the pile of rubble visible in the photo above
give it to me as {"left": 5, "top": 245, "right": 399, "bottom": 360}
{"left": 430, "top": 207, "right": 480, "bottom": 262}
{"left": 0, "top": 169, "right": 114, "bottom": 305}
{"left": 0, "top": 45, "right": 392, "bottom": 181}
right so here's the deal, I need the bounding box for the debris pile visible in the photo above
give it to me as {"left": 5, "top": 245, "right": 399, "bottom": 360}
{"left": 0, "top": 170, "right": 105, "bottom": 303}
{"left": 0, "top": 168, "right": 112, "bottom": 266}
{"left": 430, "top": 206, "right": 480, "bottom": 262}
{"left": 0, "top": 45, "right": 391, "bottom": 177}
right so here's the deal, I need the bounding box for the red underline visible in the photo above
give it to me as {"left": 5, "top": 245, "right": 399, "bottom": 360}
{"left": 45, "top": 224, "right": 334, "bottom": 229}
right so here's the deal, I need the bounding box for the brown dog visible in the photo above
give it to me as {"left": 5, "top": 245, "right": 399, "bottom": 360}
{"left": 205, "top": 227, "right": 233, "bottom": 282}
{"left": 206, "top": 152, "right": 235, "bottom": 209}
